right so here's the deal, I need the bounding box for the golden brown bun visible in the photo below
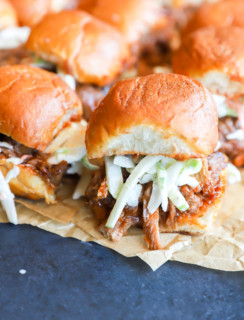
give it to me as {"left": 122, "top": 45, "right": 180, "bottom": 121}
{"left": 86, "top": 73, "right": 218, "bottom": 160}
{"left": 184, "top": 0, "right": 244, "bottom": 36}
{"left": 173, "top": 26, "right": 244, "bottom": 95}
{"left": 0, "top": 0, "right": 17, "bottom": 29}
{"left": 78, "top": 0, "right": 163, "bottom": 45}
{"left": 0, "top": 65, "right": 82, "bottom": 152}
{"left": 26, "top": 10, "right": 129, "bottom": 86}
{"left": 9, "top": 0, "right": 71, "bottom": 27}
{"left": 160, "top": 169, "right": 226, "bottom": 234}
{"left": 0, "top": 159, "right": 55, "bottom": 203}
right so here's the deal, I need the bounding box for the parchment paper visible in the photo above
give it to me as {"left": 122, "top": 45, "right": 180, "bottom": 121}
{"left": 1, "top": 175, "right": 244, "bottom": 271}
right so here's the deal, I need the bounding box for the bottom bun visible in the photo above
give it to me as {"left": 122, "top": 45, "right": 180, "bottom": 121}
{"left": 0, "top": 160, "right": 56, "bottom": 204}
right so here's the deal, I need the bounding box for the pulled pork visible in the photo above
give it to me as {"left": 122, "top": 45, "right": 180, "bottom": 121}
{"left": 0, "top": 134, "right": 67, "bottom": 188}
{"left": 85, "top": 152, "right": 226, "bottom": 250}
{"left": 0, "top": 47, "right": 35, "bottom": 67}
{"left": 218, "top": 116, "right": 244, "bottom": 167}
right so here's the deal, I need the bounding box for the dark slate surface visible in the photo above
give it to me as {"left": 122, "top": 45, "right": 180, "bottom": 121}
{"left": 0, "top": 224, "right": 243, "bottom": 320}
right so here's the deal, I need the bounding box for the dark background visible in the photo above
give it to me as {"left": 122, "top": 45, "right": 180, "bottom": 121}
{"left": 0, "top": 224, "right": 243, "bottom": 320}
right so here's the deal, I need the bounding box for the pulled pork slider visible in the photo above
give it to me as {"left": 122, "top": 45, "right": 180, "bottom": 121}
{"left": 183, "top": 0, "right": 244, "bottom": 36}
{"left": 26, "top": 10, "right": 130, "bottom": 120}
{"left": 8, "top": 0, "right": 72, "bottom": 27}
{"left": 0, "top": 0, "right": 17, "bottom": 29}
{"left": 0, "top": 0, "right": 32, "bottom": 64}
{"left": 78, "top": 0, "right": 164, "bottom": 48}
{"left": 0, "top": 65, "right": 84, "bottom": 224}
{"left": 173, "top": 26, "right": 244, "bottom": 168}
{"left": 85, "top": 73, "right": 227, "bottom": 250}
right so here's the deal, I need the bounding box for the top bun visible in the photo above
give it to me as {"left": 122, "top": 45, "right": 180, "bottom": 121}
{"left": 0, "top": 0, "right": 17, "bottom": 29}
{"left": 184, "top": 0, "right": 244, "bottom": 36}
{"left": 26, "top": 10, "right": 129, "bottom": 86}
{"left": 173, "top": 26, "right": 244, "bottom": 96}
{"left": 86, "top": 73, "right": 218, "bottom": 159}
{"left": 78, "top": 0, "right": 163, "bottom": 45}
{"left": 9, "top": 0, "right": 71, "bottom": 27}
{"left": 0, "top": 65, "right": 82, "bottom": 151}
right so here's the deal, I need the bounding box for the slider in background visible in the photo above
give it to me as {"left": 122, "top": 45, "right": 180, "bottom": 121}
{"left": 173, "top": 26, "right": 244, "bottom": 170}
{"left": 8, "top": 0, "right": 75, "bottom": 27}
{"left": 183, "top": 0, "right": 244, "bottom": 36}
{"left": 0, "top": 0, "right": 77, "bottom": 67}
{"left": 0, "top": 65, "right": 86, "bottom": 224}
{"left": 0, "top": 0, "right": 32, "bottom": 65}
{"left": 136, "top": 0, "right": 220, "bottom": 76}
{"left": 84, "top": 73, "right": 227, "bottom": 250}
{"left": 77, "top": 0, "right": 175, "bottom": 76}
{"left": 26, "top": 10, "right": 130, "bottom": 120}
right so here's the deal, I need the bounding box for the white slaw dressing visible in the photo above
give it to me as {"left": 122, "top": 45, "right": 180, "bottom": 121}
{"left": 0, "top": 166, "right": 20, "bottom": 224}
{"left": 212, "top": 94, "right": 238, "bottom": 118}
{"left": 0, "top": 27, "right": 30, "bottom": 49}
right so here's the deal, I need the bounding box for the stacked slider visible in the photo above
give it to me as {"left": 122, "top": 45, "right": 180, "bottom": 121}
{"left": 173, "top": 26, "right": 244, "bottom": 169}
{"left": 183, "top": 0, "right": 244, "bottom": 36}
{"left": 84, "top": 73, "right": 227, "bottom": 249}
{"left": 0, "top": 64, "right": 85, "bottom": 224}
{"left": 26, "top": 10, "right": 130, "bottom": 119}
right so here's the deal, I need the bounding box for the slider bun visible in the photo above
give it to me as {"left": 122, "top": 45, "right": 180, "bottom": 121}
{"left": 0, "top": 65, "right": 82, "bottom": 152}
{"left": 86, "top": 73, "right": 218, "bottom": 159}
{"left": 26, "top": 10, "right": 129, "bottom": 86}
{"left": 173, "top": 26, "right": 244, "bottom": 97}
{"left": 184, "top": 0, "right": 244, "bottom": 36}
{"left": 160, "top": 169, "right": 227, "bottom": 234}
{"left": 9, "top": 0, "right": 71, "bottom": 27}
{"left": 78, "top": 0, "right": 163, "bottom": 45}
{"left": 0, "top": 160, "right": 55, "bottom": 203}
{"left": 0, "top": 0, "right": 17, "bottom": 29}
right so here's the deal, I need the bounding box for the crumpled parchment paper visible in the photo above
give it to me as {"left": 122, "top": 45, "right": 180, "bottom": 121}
{"left": 0, "top": 175, "right": 244, "bottom": 271}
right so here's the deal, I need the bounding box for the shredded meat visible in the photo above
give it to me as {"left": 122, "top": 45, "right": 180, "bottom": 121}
{"left": 143, "top": 184, "right": 162, "bottom": 250}
{"left": 218, "top": 116, "right": 244, "bottom": 167}
{"left": 138, "top": 5, "right": 197, "bottom": 71}
{"left": 85, "top": 152, "right": 227, "bottom": 250}
{"left": 0, "top": 134, "right": 67, "bottom": 188}
{"left": 0, "top": 47, "right": 56, "bottom": 72}
{"left": 0, "top": 47, "right": 35, "bottom": 66}
{"left": 100, "top": 206, "right": 141, "bottom": 242}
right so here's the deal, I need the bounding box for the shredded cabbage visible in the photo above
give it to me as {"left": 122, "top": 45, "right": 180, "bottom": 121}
{"left": 168, "top": 186, "right": 189, "bottom": 211}
{"left": 156, "top": 162, "right": 168, "bottom": 212}
{"left": 0, "top": 142, "right": 13, "bottom": 149}
{"left": 6, "top": 157, "right": 24, "bottom": 165}
{"left": 105, "top": 156, "right": 123, "bottom": 199}
{"left": 72, "top": 169, "right": 92, "bottom": 199}
{"left": 57, "top": 71, "right": 76, "bottom": 90}
{"left": 0, "top": 166, "right": 20, "bottom": 224}
{"left": 67, "top": 161, "right": 83, "bottom": 175}
{"left": 226, "top": 129, "right": 244, "bottom": 141}
{"left": 48, "top": 146, "right": 87, "bottom": 165}
{"left": 105, "top": 156, "right": 163, "bottom": 228}
{"left": 0, "top": 26, "right": 30, "bottom": 49}
{"left": 212, "top": 94, "right": 238, "bottom": 118}
{"left": 147, "top": 181, "right": 162, "bottom": 214}
{"left": 126, "top": 184, "right": 142, "bottom": 207}
{"left": 226, "top": 163, "right": 242, "bottom": 184}
{"left": 81, "top": 155, "right": 99, "bottom": 171}
{"left": 104, "top": 155, "right": 203, "bottom": 228}
{"left": 113, "top": 155, "right": 134, "bottom": 168}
